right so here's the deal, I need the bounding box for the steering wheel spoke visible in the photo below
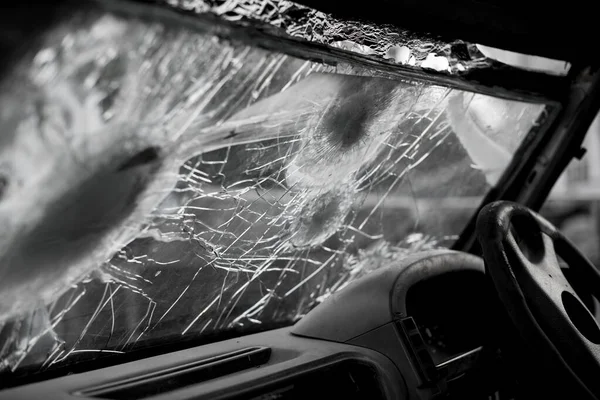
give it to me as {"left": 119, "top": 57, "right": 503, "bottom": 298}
{"left": 505, "top": 224, "right": 563, "bottom": 277}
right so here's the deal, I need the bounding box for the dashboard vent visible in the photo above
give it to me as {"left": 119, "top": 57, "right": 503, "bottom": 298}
{"left": 76, "top": 346, "right": 271, "bottom": 399}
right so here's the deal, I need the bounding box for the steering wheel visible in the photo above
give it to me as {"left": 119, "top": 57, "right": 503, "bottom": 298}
{"left": 476, "top": 201, "right": 600, "bottom": 399}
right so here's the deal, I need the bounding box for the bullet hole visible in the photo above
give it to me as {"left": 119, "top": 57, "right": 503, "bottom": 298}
{"left": 321, "top": 79, "right": 395, "bottom": 150}
{"left": 290, "top": 188, "right": 354, "bottom": 248}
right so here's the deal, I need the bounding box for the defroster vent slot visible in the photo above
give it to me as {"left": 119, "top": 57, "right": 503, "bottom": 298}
{"left": 76, "top": 346, "right": 271, "bottom": 399}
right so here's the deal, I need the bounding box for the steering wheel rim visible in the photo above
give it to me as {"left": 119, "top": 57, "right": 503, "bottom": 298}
{"left": 476, "top": 200, "right": 600, "bottom": 399}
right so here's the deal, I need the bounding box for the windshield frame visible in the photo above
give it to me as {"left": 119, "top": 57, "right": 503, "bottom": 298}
{"left": 2, "top": 0, "right": 600, "bottom": 388}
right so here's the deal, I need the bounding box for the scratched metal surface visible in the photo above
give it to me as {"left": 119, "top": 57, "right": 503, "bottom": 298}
{"left": 0, "top": 4, "right": 545, "bottom": 377}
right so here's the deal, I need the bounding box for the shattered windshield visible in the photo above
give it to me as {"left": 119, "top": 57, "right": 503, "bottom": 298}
{"left": 0, "top": 2, "right": 548, "bottom": 380}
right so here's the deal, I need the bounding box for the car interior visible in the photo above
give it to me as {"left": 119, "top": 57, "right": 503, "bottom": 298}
{"left": 1, "top": 0, "right": 600, "bottom": 399}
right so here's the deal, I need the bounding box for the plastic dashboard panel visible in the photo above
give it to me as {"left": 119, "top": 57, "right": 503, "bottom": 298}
{"left": 0, "top": 327, "right": 406, "bottom": 400}
{"left": 0, "top": 251, "right": 498, "bottom": 400}
{"left": 291, "top": 250, "right": 493, "bottom": 399}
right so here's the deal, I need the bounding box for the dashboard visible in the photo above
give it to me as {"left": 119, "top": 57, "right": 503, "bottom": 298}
{"left": 0, "top": 328, "right": 404, "bottom": 400}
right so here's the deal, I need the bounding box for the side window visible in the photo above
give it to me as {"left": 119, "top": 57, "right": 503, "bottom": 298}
{"left": 539, "top": 113, "right": 600, "bottom": 319}
{"left": 539, "top": 111, "right": 600, "bottom": 269}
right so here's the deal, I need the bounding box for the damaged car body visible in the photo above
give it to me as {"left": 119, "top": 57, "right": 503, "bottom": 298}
{"left": 1, "top": 0, "right": 600, "bottom": 399}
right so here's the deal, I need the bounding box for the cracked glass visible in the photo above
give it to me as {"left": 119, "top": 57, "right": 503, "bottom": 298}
{"left": 0, "top": 3, "right": 547, "bottom": 380}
